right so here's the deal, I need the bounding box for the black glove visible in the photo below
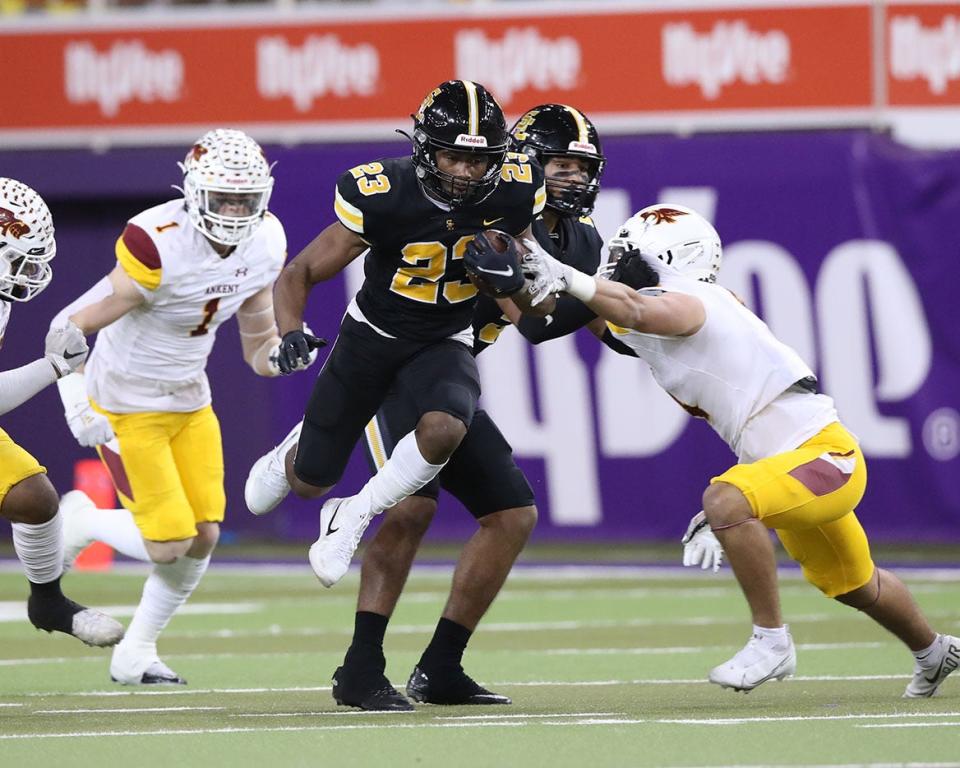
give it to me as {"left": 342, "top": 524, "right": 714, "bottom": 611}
{"left": 609, "top": 247, "right": 660, "bottom": 290}
{"left": 277, "top": 330, "right": 327, "bottom": 375}
{"left": 464, "top": 231, "right": 525, "bottom": 297}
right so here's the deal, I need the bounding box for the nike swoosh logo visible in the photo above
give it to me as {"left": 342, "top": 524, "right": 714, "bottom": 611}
{"left": 476, "top": 265, "right": 514, "bottom": 277}
{"left": 326, "top": 501, "right": 341, "bottom": 536}
{"left": 64, "top": 350, "right": 85, "bottom": 360}
{"left": 923, "top": 644, "right": 960, "bottom": 684}
{"left": 483, "top": 217, "right": 504, "bottom": 226}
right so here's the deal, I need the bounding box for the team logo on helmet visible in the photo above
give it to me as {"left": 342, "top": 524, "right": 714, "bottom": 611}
{"left": 0, "top": 208, "right": 30, "bottom": 239}
{"left": 640, "top": 207, "right": 689, "bottom": 225}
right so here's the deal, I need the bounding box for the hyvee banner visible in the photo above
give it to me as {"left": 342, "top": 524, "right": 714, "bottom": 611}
{"left": 1, "top": 3, "right": 874, "bottom": 143}
{"left": 1, "top": 130, "right": 957, "bottom": 543}
{"left": 888, "top": 3, "right": 960, "bottom": 105}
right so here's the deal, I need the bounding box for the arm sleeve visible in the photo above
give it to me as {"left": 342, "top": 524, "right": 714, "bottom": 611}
{"left": 516, "top": 296, "right": 597, "bottom": 344}
{"left": 0, "top": 359, "right": 57, "bottom": 416}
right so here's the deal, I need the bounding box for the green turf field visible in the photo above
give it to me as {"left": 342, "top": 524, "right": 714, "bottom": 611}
{"left": 1, "top": 561, "right": 958, "bottom": 767}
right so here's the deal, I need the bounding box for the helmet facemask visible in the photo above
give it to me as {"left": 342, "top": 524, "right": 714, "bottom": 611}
{"left": 412, "top": 128, "right": 507, "bottom": 207}
{"left": 178, "top": 129, "right": 275, "bottom": 247}
{"left": 0, "top": 178, "right": 56, "bottom": 303}
{"left": 537, "top": 152, "right": 604, "bottom": 217}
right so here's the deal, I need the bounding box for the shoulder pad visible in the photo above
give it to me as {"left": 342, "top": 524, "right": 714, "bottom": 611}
{"left": 334, "top": 159, "right": 404, "bottom": 236}
{"left": 115, "top": 222, "right": 162, "bottom": 291}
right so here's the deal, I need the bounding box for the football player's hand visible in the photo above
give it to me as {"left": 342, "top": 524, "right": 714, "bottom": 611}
{"left": 522, "top": 243, "right": 572, "bottom": 307}
{"left": 276, "top": 328, "right": 327, "bottom": 375}
{"left": 464, "top": 233, "right": 525, "bottom": 297}
{"left": 681, "top": 510, "right": 724, "bottom": 573}
{"left": 44, "top": 322, "right": 89, "bottom": 378}
{"left": 66, "top": 402, "right": 115, "bottom": 447}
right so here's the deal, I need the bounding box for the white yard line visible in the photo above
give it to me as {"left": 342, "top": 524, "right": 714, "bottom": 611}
{"left": 857, "top": 721, "right": 960, "bottom": 729}
{"left": 34, "top": 706, "right": 225, "bottom": 714}
{"left": 656, "top": 711, "right": 960, "bottom": 725}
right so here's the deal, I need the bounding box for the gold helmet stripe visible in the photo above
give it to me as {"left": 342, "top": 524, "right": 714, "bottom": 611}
{"left": 564, "top": 105, "right": 589, "bottom": 145}
{"left": 462, "top": 80, "right": 479, "bottom": 136}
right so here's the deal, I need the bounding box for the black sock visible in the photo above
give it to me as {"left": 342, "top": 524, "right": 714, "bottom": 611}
{"left": 344, "top": 611, "right": 389, "bottom": 668}
{"left": 419, "top": 618, "right": 472, "bottom": 672}
{"left": 28, "top": 576, "right": 66, "bottom": 600}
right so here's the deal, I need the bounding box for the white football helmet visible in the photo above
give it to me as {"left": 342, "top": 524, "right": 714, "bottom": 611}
{"left": 0, "top": 177, "right": 55, "bottom": 303}
{"left": 604, "top": 204, "right": 722, "bottom": 283}
{"left": 178, "top": 129, "right": 274, "bottom": 247}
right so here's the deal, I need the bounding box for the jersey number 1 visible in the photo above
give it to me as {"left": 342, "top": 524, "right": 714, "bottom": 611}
{"left": 190, "top": 298, "right": 221, "bottom": 337}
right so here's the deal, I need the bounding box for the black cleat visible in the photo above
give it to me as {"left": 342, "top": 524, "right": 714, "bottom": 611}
{"left": 332, "top": 666, "right": 414, "bottom": 711}
{"left": 406, "top": 665, "right": 511, "bottom": 705}
{"left": 28, "top": 593, "right": 124, "bottom": 648}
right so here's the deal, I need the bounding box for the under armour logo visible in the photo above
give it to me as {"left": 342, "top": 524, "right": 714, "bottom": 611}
{"left": 235, "top": 267, "right": 249, "bottom": 277}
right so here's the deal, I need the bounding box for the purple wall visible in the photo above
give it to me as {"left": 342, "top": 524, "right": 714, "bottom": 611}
{"left": 2, "top": 130, "right": 958, "bottom": 543}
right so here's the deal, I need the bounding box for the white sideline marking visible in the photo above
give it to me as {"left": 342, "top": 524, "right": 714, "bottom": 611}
{"left": 657, "top": 711, "right": 960, "bottom": 725}
{"left": 544, "top": 642, "right": 886, "bottom": 655}
{"left": 0, "top": 703, "right": 22, "bottom": 708}
{"left": 35, "top": 707, "right": 225, "bottom": 714}
{"left": 0, "top": 601, "right": 259, "bottom": 623}
{"left": 858, "top": 721, "right": 960, "bottom": 729}
{"left": 11, "top": 674, "right": 914, "bottom": 700}
{"left": 436, "top": 712, "right": 622, "bottom": 720}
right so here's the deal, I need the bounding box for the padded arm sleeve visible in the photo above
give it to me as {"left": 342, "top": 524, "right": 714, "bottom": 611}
{"left": 0, "top": 359, "right": 57, "bottom": 416}
{"left": 238, "top": 302, "right": 282, "bottom": 377}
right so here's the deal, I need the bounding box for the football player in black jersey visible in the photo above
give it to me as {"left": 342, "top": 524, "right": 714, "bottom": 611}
{"left": 244, "top": 81, "right": 546, "bottom": 709}
{"left": 323, "top": 104, "right": 636, "bottom": 712}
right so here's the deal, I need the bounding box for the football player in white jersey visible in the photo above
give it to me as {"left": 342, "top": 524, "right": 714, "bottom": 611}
{"left": 525, "top": 203, "right": 958, "bottom": 698}
{"left": 0, "top": 177, "right": 124, "bottom": 648}
{"left": 50, "top": 130, "right": 313, "bottom": 685}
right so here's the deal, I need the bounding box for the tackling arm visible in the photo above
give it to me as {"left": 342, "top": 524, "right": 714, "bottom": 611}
{"left": 581, "top": 278, "right": 705, "bottom": 336}
{"left": 62, "top": 265, "right": 146, "bottom": 336}
{"left": 273, "top": 221, "right": 367, "bottom": 335}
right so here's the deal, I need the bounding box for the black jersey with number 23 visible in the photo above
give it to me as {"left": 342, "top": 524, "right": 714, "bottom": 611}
{"left": 334, "top": 155, "right": 546, "bottom": 341}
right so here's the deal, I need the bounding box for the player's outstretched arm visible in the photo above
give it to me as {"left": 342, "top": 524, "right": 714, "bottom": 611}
{"left": 273, "top": 221, "right": 367, "bottom": 336}
{"left": 237, "top": 285, "right": 283, "bottom": 377}
{"left": 61, "top": 265, "right": 146, "bottom": 336}
{"left": 583, "top": 278, "right": 705, "bottom": 337}
{"left": 0, "top": 323, "right": 88, "bottom": 416}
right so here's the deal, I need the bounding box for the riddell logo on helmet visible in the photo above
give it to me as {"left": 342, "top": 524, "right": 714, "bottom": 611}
{"left": 455, "top": 27, "right": 581, "bottom": 103}
{"left": 0, "top": 208, "right": 30, "bottom": 238}
{"left": 64, "top": 41, "right": 184, "bottom": 117}
{"left": 257, "top": 35, "right": 379, "bottom": 112}
{"left": 661, "top": 21, "right": 790, "bottom": 99}
{"left": 568, "top": 141, "right": 597, "bottom": 154}
{"left": 455, "top": 134, "right": 488, "bottom": 147}
{"left": 890, "top": 14, "right": 960, "bottom": 94}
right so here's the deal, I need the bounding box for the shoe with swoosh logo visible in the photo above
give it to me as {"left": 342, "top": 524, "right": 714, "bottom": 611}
{"left": 309, "top": 493, "right": 374, "bottom": 587}
{"left": 904, "top": 634, "right": 960, "bottom": 698}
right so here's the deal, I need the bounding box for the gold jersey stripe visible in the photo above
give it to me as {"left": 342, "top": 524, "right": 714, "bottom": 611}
{"left": 365, "top": 418, "right": 387, "bottom": 470}
{"left": 334, "top": 187, "right": 364, "bottom": 234}
{"left": 564, "top": 104, "right": 589, "bottom": 144}
{"left": 533, "top": 183, "right": 547, "bottom": 215}
{"left": 606, "top": 319, "right": 630, "bottom": 336}
{"left": 115, "top": 235, "right": 161, "bottom": 291}
{"left": 462, "top": 80, "right": 479, "bottom": 136}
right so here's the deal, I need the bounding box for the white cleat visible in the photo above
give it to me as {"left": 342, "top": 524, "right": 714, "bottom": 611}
{"left": 59, "top": 489, "right": 97, "bottom": 570}
{"left": 71, "top": 608, "right": 125, "bottom": 648}
{"left": 709, "top": 629, "right": 797, "bottom": 692}
{"left": 110, "top": 642, "right": 186, "bottom": 685}
{"left": 309, "top": 494, "right": 374, "bottom": 588}
{"left": 904, "top": 634, "right": 960, "bottom": 698}
{"left": 244, "top": 421, "right": 302, "bottom": 516}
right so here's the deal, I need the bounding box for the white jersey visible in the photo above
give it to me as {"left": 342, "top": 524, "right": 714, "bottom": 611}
{"left": 608, "top": 274, "right": 838, "bottom": 463}
{"left": 86, "top": 199, "right": 285, "bottom": 413}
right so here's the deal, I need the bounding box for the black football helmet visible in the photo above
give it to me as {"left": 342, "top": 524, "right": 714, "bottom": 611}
{"left": 510, "top": 104, "right": 605, "bottom": 217}
{"left": 410, "top": 80, "right": 509, "bottom": 207}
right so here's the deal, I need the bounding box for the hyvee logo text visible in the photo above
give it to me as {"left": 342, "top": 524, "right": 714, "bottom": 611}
{"left": 662, "top": 21, "right": 790, "bottom": 99}
{"left": 455, "top": 27, "right": 580, "bottom": 103}
{"left": 890, "top": 14, "right": 960, "bottom": 94}
{"left": 257, "top": 35, "right": 379, "bottom": 112}
{"left": 64, "top": 41, "right": 183, "bottom": 117}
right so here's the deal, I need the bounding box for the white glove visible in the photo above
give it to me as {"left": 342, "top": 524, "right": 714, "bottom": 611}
{"left": 44, "top": 322, "right": 89, "bottom": 378}
{"left": 521, "top": 238, "right": 572, "bottom": 306}
{"left": 681, "top": 510, "right": 724, "bottom": 573}
{"left": 56, "top": 372, "right": 115, "bottom": 447}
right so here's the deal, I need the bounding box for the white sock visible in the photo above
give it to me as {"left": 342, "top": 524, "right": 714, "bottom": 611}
{"left": 359, "top": 431, "right": 446, "bottom": 514}
{"left": 11, "top": 515, "right": 63, "bottom": 584}
{"left": 76, "top": 505, "right": 150, "bottom": 562}
{"left": 753, "top": 624, "right": 789, "bottom": 645}
{"left": 122, "top": 555, "right": 211, "bottom": 654}
{"left": 913, "top": 634, "right": 943, "bottom": 665}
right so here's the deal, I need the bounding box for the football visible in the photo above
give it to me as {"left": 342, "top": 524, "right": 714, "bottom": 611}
{"left": 466, "top": 229, "right": 528, "bottom": 297}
